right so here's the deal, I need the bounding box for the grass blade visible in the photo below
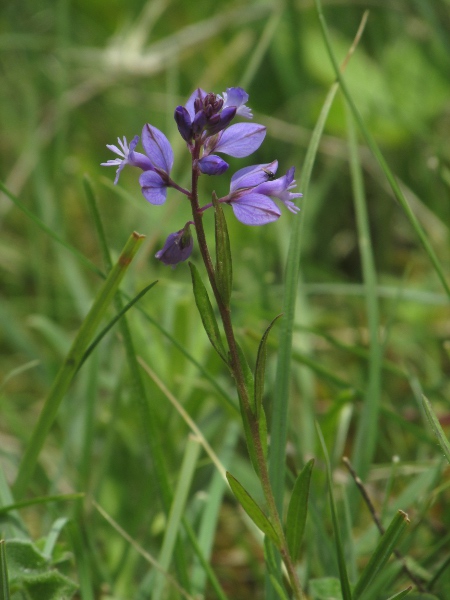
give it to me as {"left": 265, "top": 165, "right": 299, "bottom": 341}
{"left": 353, "top": 510, "right": 410, "bottom": 599}
{"left": 0, "top": 540, "right": 10, "bottom": 600}
{"left": 13, "top": 232, "right": 145, "bottom": 499}
{"left": 346, "top": 108, "right": 383, "bottom": 478}
{"left": 422, "top": 395, "right": 450, "bottom": 464}
{"left": 150, "top": 436, "right": 201, "bottom": 600}
{"left": 316, "top": 423, "right": 353, "bottom": 600}
{"left": 314, "top": 0, "right": 450, "bottom": 298}
{"left": 270, "top": 9, "right": 370, "bottom": 514}
{"left": 0, "top": 181, "right": 103, "bottom": 278}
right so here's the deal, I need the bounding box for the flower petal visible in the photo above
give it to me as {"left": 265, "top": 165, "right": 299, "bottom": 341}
{"left": 185, "top": 88, "right": 207, "bottom": 120}
{"left": 141, "top": 124, "right": 174, "bottom": 174}
{"left": 139, "top": 170, "right": 168, "bottom": 205}
{"left": 230, "top": 193, "right": 281, "bottom": 225}
{"left": 222, "top": 87, "right": 252, "bottom": 118}
{"left": 230, "top": 161, "right": 278, "bottom": 192}
{"left": 208, "top": 123, "right": 266, "bottom": 158}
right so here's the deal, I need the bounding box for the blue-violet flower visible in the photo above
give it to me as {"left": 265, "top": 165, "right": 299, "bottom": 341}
{"left": 225, "top": 162, "right": 302, "bottom": 225}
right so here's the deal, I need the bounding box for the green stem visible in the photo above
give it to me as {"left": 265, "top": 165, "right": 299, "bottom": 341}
{"left": 189, "top": 145, "right": 304, "bottom": 599}
{"left": 13, "top": 232, "right": 145, "bottom": 499}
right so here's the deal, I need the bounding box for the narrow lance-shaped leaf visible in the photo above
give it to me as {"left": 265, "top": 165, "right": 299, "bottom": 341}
{"left": 212, "top": 192, "right": 233, "bottom": 307}
{"left": 226, "top": 472, "right": 281, "bottom": 547}
{"left": 254, "top": 314, "right": 282, "bottom": 418}
{"left": 286, "top": 459, "right": 314, "bottom": 562}
{"left": 189, "top": 262, "right": 227, "bottom": 363}
{"left": 353, "top": 510, "right": 410, "bottom": 600}
{"left": 384, "top": 587, "right": 412, "bottom": 600}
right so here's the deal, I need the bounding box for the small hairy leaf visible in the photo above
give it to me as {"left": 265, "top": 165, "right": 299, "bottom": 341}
{"left": 286, "top": 458, "right": 314, "bottom": 561}
{"left": 226, "top": 472, "right": 280, "bottom": 547}
{"left": 189, "top": 262, "right": 227, "bottom": 362}
{"left": 5, "top": 540, "right": 77, "bottom": 600}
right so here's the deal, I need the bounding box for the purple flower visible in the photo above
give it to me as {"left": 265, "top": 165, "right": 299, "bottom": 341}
{"left": 101, "top": 136, "right": 152, "bottom": 184}
{"left": 102, "top": 125, "right": 175, "bottom": 205}
{"left": 139, "top": 124, "right": 174, "bottom": 205}
{"left": 155, "top": 223, "right": 194, "bottom": 266}
{"left": 224, "top": 163, "right": 302, "bottom": 225}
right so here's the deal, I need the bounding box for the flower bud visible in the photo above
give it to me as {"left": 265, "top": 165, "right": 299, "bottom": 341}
{"left": 155, "top": 223, "right": 194, "bottom": 266}
{"left": 197, "top": 155, "right": 229, "bottom": 176}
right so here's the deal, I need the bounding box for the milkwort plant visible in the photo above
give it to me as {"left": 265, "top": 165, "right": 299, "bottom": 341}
{"left": 102, "top": 87, "right": 307, "bottom": 597}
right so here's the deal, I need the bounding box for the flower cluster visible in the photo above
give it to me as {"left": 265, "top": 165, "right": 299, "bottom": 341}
{"left": 102, "top": 87, "right": 302, "bottom": 265}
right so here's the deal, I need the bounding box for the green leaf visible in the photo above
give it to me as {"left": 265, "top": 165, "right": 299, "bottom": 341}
{"left": 6, "top": 540, "right": 77, "bottom": 600}
{"left": 0, "top": 541, "right": 10, "bottom": 600}
{"left": 422, "top": 395, "right": 450, "bottom": 464}
{"left": 188, "top": 262, "right": 227, "bottom": 362}
{"left": 353, "top": 510, "right": 410, "bottom": 600}
{"left": 254, "top": 314, "right": 282, "bottom": 419}
{"left": 286, "top": 458, "right": 314, "bottom": 561}
{"left": 212, "top": 192, "right": 233, "bottom": 307}
{"left": 226, "top": 472, "right": 280, "bottom": 547}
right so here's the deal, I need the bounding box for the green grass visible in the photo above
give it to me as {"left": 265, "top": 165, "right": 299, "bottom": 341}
{"left": 1, "top": 0, "right": 450, "bottom": 599}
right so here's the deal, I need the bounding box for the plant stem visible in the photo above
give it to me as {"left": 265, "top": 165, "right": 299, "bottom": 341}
{"left": 189, "top": 144, "right": 304, "bottom": 599}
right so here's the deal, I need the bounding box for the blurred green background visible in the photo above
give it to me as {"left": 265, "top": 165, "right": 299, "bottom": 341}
{"left": 1, "top": 0, "right": 450, "bottom": 598}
